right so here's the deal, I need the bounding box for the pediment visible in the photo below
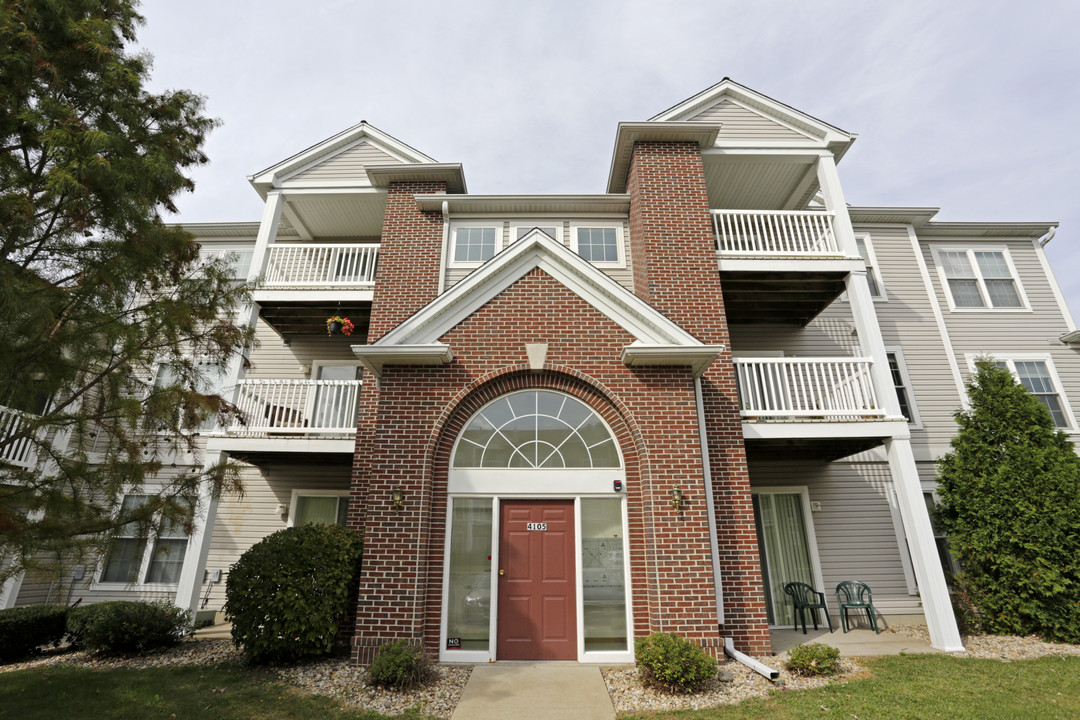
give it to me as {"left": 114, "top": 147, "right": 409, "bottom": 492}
{"left": 248, "top": 122, "right": 436, "bottom": 195}
{"left": 354, "top": 230, "right": 723, "bottom": 377}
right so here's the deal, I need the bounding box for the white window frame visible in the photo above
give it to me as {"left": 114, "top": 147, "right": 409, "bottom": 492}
{"left": 931, "top": 244, "right": 1030, "bottom": 312}
{"left": 888, "top": 483, "right": 961, "bottom": 596}
{"left": 569, "top": 221, "right": 626, "bottom": 268}
{"left": 508, "top": 221, "right": 564, "bottom": 246}
{"left": 288, "top": 489, "right": 350, "bottom": 527}
{"left": 448, "top": 221, "right": 505, "bottom": 268}
{"left": 855, "top": 233, "right": 887, "bottom": 301}
{"left": 884, "top": 346, "right": 922, "bottom": 429}
{"left": 95, "top": 491, "right": 191, "bottom": 589}
{"left": 963, "top": 353, "right": 1077, "bottom": 430}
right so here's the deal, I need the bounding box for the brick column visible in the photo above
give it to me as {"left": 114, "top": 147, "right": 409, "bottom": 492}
{"left": 627, "top": 141, "right": 771, "bottom": 654}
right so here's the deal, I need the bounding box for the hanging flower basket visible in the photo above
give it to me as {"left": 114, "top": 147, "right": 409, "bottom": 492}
{"left": 326, "top": 315, "right": 355, "bottom": 336}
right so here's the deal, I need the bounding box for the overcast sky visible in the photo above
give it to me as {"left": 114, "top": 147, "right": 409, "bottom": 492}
{"left": 137, "top": 0, "right": 1080, "bottom": 318}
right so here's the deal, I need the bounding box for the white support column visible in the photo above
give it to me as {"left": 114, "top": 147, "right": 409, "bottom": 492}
{"left": 885, "top": 436, "right": 964, "bottom": 651}
{"left": 817, "top": 155, "right": 902, "bottom": 418}
{"left": 174, "top": 454, "right": 223, "bottom": 613}
{"left": 0, "top": 573, "right": 24, "bottom": 609}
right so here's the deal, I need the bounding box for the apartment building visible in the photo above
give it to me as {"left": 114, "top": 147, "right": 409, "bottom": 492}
{"left": 5, "top": 79, "right": 1076, "bottom": 664}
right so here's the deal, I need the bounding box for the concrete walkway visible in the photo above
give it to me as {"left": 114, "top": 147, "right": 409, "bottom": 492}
{"left": 451, "top": 664, "right": 615, "bottom": 720}
{"left": 771, "top": 627, "right": 937, "bottom": 655}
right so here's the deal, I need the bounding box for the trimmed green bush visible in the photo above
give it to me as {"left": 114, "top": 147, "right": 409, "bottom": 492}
{"left": 224, "top": 523, "right": 363, "bottom": 664}
{"left": 786, "top": 642, "right": 841, "bottom": 676}
{"left": 0, "top": 604, "right": 69, "bottom": 663}
{"left": 66, "top": 601, "right": 191, "bottom": 655}
{"left": 635, "top": 632, "right": 718, "bottom": 694}
{"left": 367, "top": 640, "right": 437, "bottom": 690}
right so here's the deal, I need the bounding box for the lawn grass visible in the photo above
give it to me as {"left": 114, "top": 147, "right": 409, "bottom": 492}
{"left": 0, "top": 662, "right": 430, "bottom": 720}
{"left": 622, "top": 654, "right": 1080, "bottom": 720}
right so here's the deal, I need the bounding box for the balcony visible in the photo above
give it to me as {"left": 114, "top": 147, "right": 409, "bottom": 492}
{"left": 253, "top": 243, "right": 378, "bottom": 339}
{"left": 207, "top": 379, "right": 362, "bottom": 461}
{"left": 712, "top": 210, "right": 861, "bottom": 325}
{"left": 733, "top": 357, "right": 897, "bottom": 460}
{"left": 0, "top": 405, "right": 37, "bottom": 471}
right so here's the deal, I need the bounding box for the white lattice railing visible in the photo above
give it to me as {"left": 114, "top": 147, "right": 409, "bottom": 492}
{"left": 262, "top": 244, "right": 379, "bottom": 287}
{"left": 227, "top": 379, "right": 362, "bottom": 435}
{"left": 0, "top": 405, "right": 37, "bottom": 469}
{"left": 734, "top": 358, "right": 883, "bottom": 419}
{"left": 712, "top": 210, "right": 840, "bottom": 255}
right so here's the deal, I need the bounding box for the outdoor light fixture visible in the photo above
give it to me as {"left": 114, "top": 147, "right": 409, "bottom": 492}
{"left": 391, "top": 488, "right": 405, "bottom": 511}
{"left": 670, "top": 487, "right": 684, "bottom": 511}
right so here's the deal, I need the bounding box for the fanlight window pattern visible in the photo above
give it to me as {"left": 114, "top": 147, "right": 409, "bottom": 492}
{"left": 453, "top": 391, "right": 620, "bottom": 468}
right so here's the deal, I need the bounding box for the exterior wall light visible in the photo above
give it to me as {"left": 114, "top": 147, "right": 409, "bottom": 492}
{"left": 391, "top": 488, "right": 405, "bottom": 511}
{"left": 671, "top": 487, "right": 684, "bottom": 512}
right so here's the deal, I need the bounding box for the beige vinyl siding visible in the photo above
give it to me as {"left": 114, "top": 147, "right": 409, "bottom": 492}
{"left": 690, "top": 99, "right": 814, "bottom": 142}
{"left": 443, "top": 218, "right": 634, "bottom": 293}
{"left": 729, "top": 304, "right": 859, "bottom": 357}
{"left": 288, "top": 140, "right": 401, "bottom": 184}
{"left": 920, "top": 235, "right": 1080, "bottom": 441}
{"left": 856, "top": 225, "right": 966, "bottom": 448}
{"left": 749, "top": 458, "right": 920, "bottom": 616}
{"left": 246, "top": 320, "right": 360, "bottom": 380}
{"left": 200, "top": 463, "right": 352, "bottom": 610}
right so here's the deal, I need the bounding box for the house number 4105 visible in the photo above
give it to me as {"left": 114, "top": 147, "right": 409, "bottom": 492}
{"left": 526, "top": 523, "right": 548, "bottom": 531}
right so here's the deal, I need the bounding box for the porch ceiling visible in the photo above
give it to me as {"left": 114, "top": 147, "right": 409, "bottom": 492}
{"left": 703, "top": 154, "right": 819, "bottom": 211}
{"left": 258, "top": 301, "right": 372, "bottom": 341}
{"left": 284, "top": 192, "right": 385, "bottom": 238}
{"left": 743, "top": 435, "right": 884, "bottom": 462}
{"left": 719, "top": 270, "right": 847, "bottom": 325}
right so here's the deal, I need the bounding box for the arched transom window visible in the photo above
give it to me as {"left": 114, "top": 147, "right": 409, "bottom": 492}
{"left": 453, "top": 390, "right": 620, "bottom": 469}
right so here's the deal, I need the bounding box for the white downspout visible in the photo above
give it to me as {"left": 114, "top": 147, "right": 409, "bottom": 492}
{"left": 694, "top": 377, "right": 779, "bottom": 681}
{"left": 437, "top": 200, "right": 450, "bottom": 294}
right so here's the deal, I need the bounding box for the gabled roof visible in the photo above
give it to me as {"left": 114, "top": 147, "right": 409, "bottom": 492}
{"left": 246, "top": 122, "right": 441, "bottom": 198}
{"left": 352, "top": 230, "right": 723, "bottom": 377}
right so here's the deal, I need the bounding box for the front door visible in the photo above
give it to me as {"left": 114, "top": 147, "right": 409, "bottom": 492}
{"left": 496, "top": 500, "right": 577, "bottom": 660}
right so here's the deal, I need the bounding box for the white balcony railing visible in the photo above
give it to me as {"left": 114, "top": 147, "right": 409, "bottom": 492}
{"left": 712, "top": 210, "right": 839, "bottom": 256}
{"left": 734, "top": 358, "right": 884, "bottom": 419}
{"left": 226, "top": 379, "right": 362, "bottom": 435}
{"left": 0, "top": 405, "right": 37, "bottom": 469}
{"left": 262, "top": 244, "right": 379, "bottom": 288}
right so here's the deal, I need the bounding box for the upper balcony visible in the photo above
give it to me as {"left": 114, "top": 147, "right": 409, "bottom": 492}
{"left": 733, "top": 357, "right": 902, "bottom": 460}
{"left": 253, "top": 243, "right": 379, "bottom": 340}
{"left": 712, "top": 209, "right": 863, "bottom": 325}
{"left": 0, "top": 405, "right": 37, "bottom": 471}
{"left": 205, "top": 378, "right": 362, "bottom": 462}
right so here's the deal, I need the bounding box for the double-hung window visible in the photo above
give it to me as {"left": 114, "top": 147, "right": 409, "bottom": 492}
{"left": 885, "top": 347, "right": 920, "bottom": 426}
{"left": 570, "top": 222, "right": 624, "bottom": 267}
{"left": 933, "top": 246, "right": 1027, "bottom": 310}
{"left": 99, "top": 494, "right": 190, "bottom": 585}
{"left": 968, "top": 355, "right": 1074, "bottom": 429}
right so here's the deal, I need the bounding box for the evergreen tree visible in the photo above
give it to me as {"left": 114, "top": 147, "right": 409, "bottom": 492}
{"left": 937, "top": 359, "right": 1080, "bottom": 642}
{"left": 0, "top": 1, "right": 254, "bottom": 587}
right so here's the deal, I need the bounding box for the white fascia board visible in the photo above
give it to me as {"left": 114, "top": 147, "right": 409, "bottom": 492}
{"left": 741, "top": 419, "right": 910, "bottom": 441}
{"left": 253, "top": 289, "right": 374, "bottom": 303}
{"left": 848, "top": 206, "right": 940, "bottom": 227}
{"left": 205, "top": 437, "right": 356, "bottom": 455}
{"left": 921, "top": 221, "right": 1058, "bottom": 238}
{"left": 365, "top": 163, "right": 467, "bottom": 194}
{"left": 375, "top": 233, "right": 701, "bottom": 348}
{"left": 350, "top": 344, "right": 454, "bottom": 378}
{"left": 716, "top": 258, "right": 862, "bottom": 273}
{"left": 607, "top": 122, "right": 721, "bottom": 193}
{"left": 621, "top": 343, "right": 725, "bottom": 377}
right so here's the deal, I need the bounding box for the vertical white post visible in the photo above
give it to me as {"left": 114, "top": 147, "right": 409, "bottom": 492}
{"left": 816, "top": 155, "right": 901, "bottom": 418}
{"left": 885, "top": 437, "right": 964, "bottom": 651}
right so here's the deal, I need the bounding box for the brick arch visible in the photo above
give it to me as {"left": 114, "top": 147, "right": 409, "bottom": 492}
{"left": 418, "top": 365, "right": 661, "bottom": 655}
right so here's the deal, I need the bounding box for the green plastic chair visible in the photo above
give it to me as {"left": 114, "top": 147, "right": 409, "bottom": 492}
{"left": 783, "top": 581, "right": 833, "bottom": 634}
{"left": 835, "top": 580, "right": 879, "bottom": 633}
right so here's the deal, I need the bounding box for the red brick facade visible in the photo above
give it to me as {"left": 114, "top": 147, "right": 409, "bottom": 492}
{"left": 350, "top": 142, "right": 770, "bottom": 662}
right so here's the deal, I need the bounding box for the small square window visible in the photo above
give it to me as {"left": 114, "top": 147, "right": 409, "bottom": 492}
{"left": 293, "top": 494, "right": 348, "bottom": 526}
{"left": 453, "top": 227, "right": 498, "bottom": 264}
{"left": 570, "top": 223, "right": 624, "bottom": 266}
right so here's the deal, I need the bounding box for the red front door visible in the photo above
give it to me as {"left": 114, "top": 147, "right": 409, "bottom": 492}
{"left": 496, "top": 500, "right": 577, "bottom": 660}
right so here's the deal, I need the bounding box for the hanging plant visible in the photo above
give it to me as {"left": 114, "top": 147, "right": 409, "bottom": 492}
{"left": 325, "top": 315, "right": 355, "bottom": 336}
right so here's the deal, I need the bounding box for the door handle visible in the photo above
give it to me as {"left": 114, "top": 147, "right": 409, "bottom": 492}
{"left": 499, "top": 569, "right": 505, "bottom": 576}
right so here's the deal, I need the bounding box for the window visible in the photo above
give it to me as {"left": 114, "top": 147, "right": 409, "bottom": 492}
{"left": 450, "top": 224, "right": 502, "bottom": 266}
{"left": 932, "top": 246, "right": 1027, "bottom": 311}
{"left": 290, "top": 490, "right": 349, "bottom": 526}
{"left": 152, "top": 361, "right": 229, "bottom": 432}
{"left": 885, "top": 348, "right": 921, "bottom": 426}
{"left": 226, "top": 250, "right": 253, "bottom": 280}
{"left": 968, "top": 355, "right": 1074, "bottom": 429}
{"left": 570, "top": 222, "right": 624, "bottom": 267}
{"left": 511, "top": 223, "right": 561, "bottom": 243}
{"left": 100, "top": 494, "right": 189, "bottom": 585}
{"left": 854, "top": 234, "right": 885, "bottom": 299}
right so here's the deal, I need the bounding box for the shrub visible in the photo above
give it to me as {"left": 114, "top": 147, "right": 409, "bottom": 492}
{"left": 785, "top": 642, "right": 841, "bottom": 677}
{"left": 224, "top": 523, "right": 363, "bottom": 664}
{"left": 635, "top": 632, "right": 718, "bottom": 694}
{"left": 368, "top": 640, "right": 437, "bottom": 690}
{"left": 66, "top": 601, "right": 191, "bottom": 655}
{"left": 0, "top": 604, "right": 69, "bottom": 663}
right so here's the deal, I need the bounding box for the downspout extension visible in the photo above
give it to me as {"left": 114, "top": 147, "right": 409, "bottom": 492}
{"left": 723, "top": 636, "right": 779, "bottom": 681}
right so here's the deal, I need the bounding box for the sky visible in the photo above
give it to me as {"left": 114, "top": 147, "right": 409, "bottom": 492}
{"left": 137, "top": 0, "right": 1080, "bottom": 318}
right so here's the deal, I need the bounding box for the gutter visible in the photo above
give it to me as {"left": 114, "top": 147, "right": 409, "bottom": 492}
{"left": 1039, "top": 226, "right": 1057, "bottom": 247}
{"left": 694, "top": 378, "right": 779, "bottom": 682}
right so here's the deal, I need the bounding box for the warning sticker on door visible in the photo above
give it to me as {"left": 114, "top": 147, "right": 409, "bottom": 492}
{"left": 526, "top": 522, "right": 548, "bottom": 531}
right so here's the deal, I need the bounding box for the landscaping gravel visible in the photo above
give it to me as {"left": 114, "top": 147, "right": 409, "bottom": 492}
{"left": 3, "top": 629, "right": 1078, "bottom": 718}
